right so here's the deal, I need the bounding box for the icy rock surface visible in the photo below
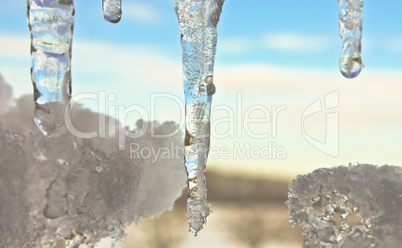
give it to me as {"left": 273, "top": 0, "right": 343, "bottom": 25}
{"left": 175, "top": 0, "right": 225, "bottom": 236}
{"left": 0, "top": 77, "right": 186, "bottom": 247}
{"left": 102, "top": 0, "right": 122, "bottom": 23}
{"left": 27, "top": 0, "right": 75, "bottom": 137}
{"left": 338, "top": 0, "right": 364, "bottom": 78}
{"left": 287, "top": 164, "right": 402, "bottom": 248}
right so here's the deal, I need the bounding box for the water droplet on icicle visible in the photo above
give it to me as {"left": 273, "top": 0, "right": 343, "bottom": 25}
{"left": 175, "top": 0, "right": 225, "bottom": 236}
{"left": 103, "top": 0, "right": 122, "bottom": 23}
{"left": 27, "top": 0, "right": 75, "bottom": 137}
{"left": 338, "top": 0, "right": 364, "bottom": 78}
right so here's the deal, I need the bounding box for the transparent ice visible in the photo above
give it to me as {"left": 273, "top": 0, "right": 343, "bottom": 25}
{"left": 103, "top": 0, "right": 122, "bottom": 24}
{"left": 27, "top": 0, "right": 75, "bottom": 137}
{"left": 27, "top": 0, "right": 79, "bottom": 166}
{"left": 175, "top": 0, "right": 225, "bottom": 236}
{"left": 338, "top": 0, "right": 364, "bottom": 78}
{"left": 0, "top": 76, "right": 187, "bottom": 248}
{"left": 286, "top": 164, "right": 402, "bottom": 248}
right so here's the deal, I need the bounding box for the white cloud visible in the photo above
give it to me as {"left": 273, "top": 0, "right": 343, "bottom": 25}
{"left": 124, "top": 2, "right": 160, "bottom": 23}
{"left": 0, "top": 33, "right": 30, "bottom": 59}
{"left": 385, "top": 37, "right": 402, "bottom": 54}
{"left": 217, "top": 33, "right": 335, "bottom": 55}
{"left": 2, "top": 32, "right": 402, "bottom": 128}
{"left": 219, "top": 37, "right": 250, "bottom": 54}
{"left": 263, "top": 33, "right": 334, "bottom": 52}
{"left": 2, "top": 32, "right": 402, "bottom": 176}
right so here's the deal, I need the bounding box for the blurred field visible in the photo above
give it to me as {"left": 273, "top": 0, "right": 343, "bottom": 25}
{"left": 113, "top": 171, "right": 303, "bottom": 248}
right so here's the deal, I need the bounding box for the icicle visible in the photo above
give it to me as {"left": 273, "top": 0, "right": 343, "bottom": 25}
{"left": 103, "top": 0, "right": 122, "bottom": 23}
{"left": 27, "top": 0, "right": 75, "bottom": 137}
{"left": 338, "top": 0, "right": 364, "bottom": 78}
{"left": 175, "top": 0, "right": 225, "bottom": 236}
{"left": 27, "top": 0, "right": 78, "bottom": 165}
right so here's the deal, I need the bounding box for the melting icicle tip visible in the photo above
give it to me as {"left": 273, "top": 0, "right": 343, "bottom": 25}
{"left": 103, "top": 0, "right": 122, "bottom": 23}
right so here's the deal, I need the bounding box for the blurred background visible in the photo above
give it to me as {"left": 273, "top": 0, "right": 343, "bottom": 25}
{"left": 1, "top": 0, "right": 401, "bottom": 247}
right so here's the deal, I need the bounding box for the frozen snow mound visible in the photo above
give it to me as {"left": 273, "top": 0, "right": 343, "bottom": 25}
{"left": 287, "top": 164, "right": 402, "bottom": 248}
{"left": 0, "top": 77, "right": 187, "bottom": 247}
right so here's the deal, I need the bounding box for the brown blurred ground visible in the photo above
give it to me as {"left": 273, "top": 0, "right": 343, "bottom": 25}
{"left": 116, "top": 171, "right": 303, "bottom": 248}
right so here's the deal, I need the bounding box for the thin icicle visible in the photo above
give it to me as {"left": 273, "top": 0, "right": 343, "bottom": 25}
{"left": 338, "top": 0, "right": 364, "bottom": 78}
{"left": 175, "top": 0, "right": 225, "bottom": 236}
{"left": 27, "top": 0, "right": 75, "bottom": 137}
{"left": 103, "top": 0, "right": 122, "bottom": 23}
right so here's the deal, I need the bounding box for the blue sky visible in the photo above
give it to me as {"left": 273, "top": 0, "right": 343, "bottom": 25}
{"left": 1, "top": 0, "right": 402, "bottom": 178}
{"left": 2, "top": 0, "right": 402, "bottom": 69}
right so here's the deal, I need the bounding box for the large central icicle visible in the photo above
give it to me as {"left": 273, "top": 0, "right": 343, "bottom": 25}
{"left": 338, "top": 0, "right": 364, "bottom": 78}
{"left": 27, "top": 0, "right": 74, "bottom": 137}
{"left": 175, "top": 0, "right": 224, "bottom": 236}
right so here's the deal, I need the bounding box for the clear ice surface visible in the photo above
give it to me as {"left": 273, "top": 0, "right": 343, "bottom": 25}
{"left": 0, "top": 76, "right": 187, "bottom": 248}
{"left": 103, "top": 0, "right": 122, "bottom": 23}
{"left": 175, "top": 0, "right": 225, "bottom": 236}
{"left": 287, "top": 164, "right": 402, "bottom": 248}
{"left": 338, "top": 0, "right": 364, "bottom": 78}
{"left": 27, "top": 0, "right": 75, "bottom": 137}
